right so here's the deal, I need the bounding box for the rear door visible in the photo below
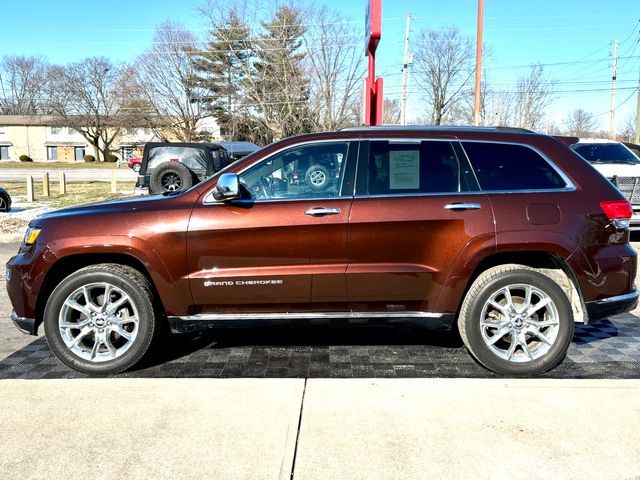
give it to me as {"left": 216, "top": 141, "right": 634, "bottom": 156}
{"left": 346, "top": 138, "right": 495, "bottom": 313}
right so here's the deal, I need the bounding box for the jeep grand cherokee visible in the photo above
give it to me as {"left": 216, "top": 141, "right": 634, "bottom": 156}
{"left": 6, "top": 126, "right": 638, "bottom": 376}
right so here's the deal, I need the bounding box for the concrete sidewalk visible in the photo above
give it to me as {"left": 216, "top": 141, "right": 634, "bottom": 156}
{"left": 1, "top": 378, "right": 638, "bottom": 480}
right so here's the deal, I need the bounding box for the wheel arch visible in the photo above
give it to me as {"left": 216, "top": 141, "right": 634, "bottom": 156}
{"left": 439, "top": 249, "right": 586, "bottom": 324}
{"left": 35, "top": 252, "right": 166, "bottom": 333}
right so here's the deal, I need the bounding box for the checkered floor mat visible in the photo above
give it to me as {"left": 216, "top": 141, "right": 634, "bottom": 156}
{"left": 1, "top": 317, "right": 639, "bottom": 379}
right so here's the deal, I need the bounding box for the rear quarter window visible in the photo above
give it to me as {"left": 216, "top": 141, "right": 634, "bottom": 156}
{"left": 462, "top": 142, "right": 567, "bottom": 191}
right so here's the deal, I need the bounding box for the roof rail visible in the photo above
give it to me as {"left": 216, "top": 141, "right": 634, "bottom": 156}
{"left": 338, "top": 125, "right": 535, "bottom": 134}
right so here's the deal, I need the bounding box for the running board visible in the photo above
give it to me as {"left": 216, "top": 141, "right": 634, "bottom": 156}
{"left": 167, "top": 311, "right": 455, "bottom": 334}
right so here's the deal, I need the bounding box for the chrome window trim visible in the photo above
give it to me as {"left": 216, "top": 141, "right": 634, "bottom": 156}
{"left": 203, "top": 137, "right": 360, "bottom": 205}
{"left": 459, "top": 139, "right": 576, "bottom": 193}
{"left": 353, "top": 188, "right": 575, "bottom": 200}
{"left": 356, "top": 137, "right": 576, "bottom": 198}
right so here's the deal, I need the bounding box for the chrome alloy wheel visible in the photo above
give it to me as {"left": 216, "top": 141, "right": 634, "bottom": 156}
{"left": 58, "top": 282, "right": 139, "bottom": 362}
{"left": 480, "top": 283, "right": 560, "bottom": 363}
{"left": 309, "top": 170, "right": 326, "bottom": 186}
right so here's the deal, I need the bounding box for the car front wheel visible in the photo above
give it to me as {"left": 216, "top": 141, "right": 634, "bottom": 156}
{"left": 43, "top": 264, "right": 158, "bottom": 374}
{"left": 458, "top": 265, "right": 574, "bottom": 376}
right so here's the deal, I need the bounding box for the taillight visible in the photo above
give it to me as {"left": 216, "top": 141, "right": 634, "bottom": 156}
{"left": 600, "top": 200, "right": 632, "bottom": 229}
{"left": 293, "top": 173, "right": 299, "bottom": 179}
{"left": 600, "top": 200, "right": 632, "bottom": 219}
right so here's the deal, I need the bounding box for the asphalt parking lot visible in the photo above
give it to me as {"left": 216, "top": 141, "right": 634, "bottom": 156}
{"left": 2, "top": 242, "right": 640, "bottom": 379}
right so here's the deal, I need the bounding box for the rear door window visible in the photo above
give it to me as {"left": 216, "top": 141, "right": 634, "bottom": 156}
{"left": 364, "top": 140, "right": 477, "bottom": 195}
{"left": 462, "top": 142, "right": 567, "bottom": 191}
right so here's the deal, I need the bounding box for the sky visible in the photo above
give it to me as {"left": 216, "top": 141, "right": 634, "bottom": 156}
{"left": 1, "top": 0, "right": 639, "bottom": 132}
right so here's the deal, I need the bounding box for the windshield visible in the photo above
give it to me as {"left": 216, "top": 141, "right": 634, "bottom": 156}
{"left": 572, "top": 143, "right": 640, "bottom": 165}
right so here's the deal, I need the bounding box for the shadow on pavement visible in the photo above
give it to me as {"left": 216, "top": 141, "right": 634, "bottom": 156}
{"left": 0, "top": 317, "right": 638, "bottom": 379}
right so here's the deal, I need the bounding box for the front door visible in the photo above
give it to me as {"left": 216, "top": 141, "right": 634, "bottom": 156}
{"left": 187, "top": 140, "right": 356, "bottom": 312}
{"left": 346, "top": 138, "right": 495, "bottom": 313}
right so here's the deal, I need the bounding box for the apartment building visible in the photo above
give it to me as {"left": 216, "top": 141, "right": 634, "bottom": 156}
{"left": 0, "top": 115, "right": 221, "bottom": 162}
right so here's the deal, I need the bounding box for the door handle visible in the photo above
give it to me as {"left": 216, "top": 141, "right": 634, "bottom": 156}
{"left": 444, "top": 203, "right": 481, "bottom": 211}
{"left": 304, "top": 207, "right": 341, "bottom": 216}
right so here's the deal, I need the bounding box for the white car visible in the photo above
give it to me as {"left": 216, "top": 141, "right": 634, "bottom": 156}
{"left": 571, "top": 138, "right": 640, "bottom": 230}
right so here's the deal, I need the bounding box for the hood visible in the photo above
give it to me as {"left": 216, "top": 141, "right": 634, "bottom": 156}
{"left": 590, "top": 163, "right": 640, "bottom": 179}
{"left": 34, "top": 193, "right": 178, "bottom": 223}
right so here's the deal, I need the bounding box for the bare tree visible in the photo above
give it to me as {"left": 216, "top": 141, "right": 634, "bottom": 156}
{"left": 513, "top": 65, "right": 554, "bottom": 130}
{"left": 382, "top": 98, "right": 401, "bottom": 124}
{"left": 413, "top": 26, "right": 474, "bottom": 125}
{"left": 564, "top": 108, "right": 597, "bottom": 137}
{"left": 304, "top": 5, "right": 364, "bottom": 130}
{"left": 0, "top": 55, "right": 50, "bottom": 114}
{"left": 48, "top": 58, "right": 135, "bottom": 161}
{"left": 135, "top": 21, "right": 210, "bottom": 142}
{"left": 622, "top": 112, "right": 637, "bottom": 142}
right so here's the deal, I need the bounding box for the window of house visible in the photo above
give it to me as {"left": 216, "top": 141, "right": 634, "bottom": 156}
{"left": 0, "top": 146, "right": 9, "bottom": 160}
{"left": 47, "top": 146, "right": 58, "bottom": 161}
{"left": 74, "top": 147, "right": 85, "bottom": 161}
{"left": 50, "top": 127, "right": 62, "bottom": 135}
{"left": 365, "top": 140, "right": 475, "bottom": 195}
{"left": 461, "top": 142, "right": 567, "bottom": 191}
{"left": 121, "top": 147, "right": 134, "bottom": 161}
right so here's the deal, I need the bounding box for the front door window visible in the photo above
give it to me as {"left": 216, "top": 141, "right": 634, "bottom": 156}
{"left": 239, "top": 142, "right": 349, "bottom": 200}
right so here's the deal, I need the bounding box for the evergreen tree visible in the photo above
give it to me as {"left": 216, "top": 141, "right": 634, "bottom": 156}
{"left": 249, "top": 6, "right": 312, "bottom": 141}
{"left": 193, "top": 11, "right": 253, "bottom": 140}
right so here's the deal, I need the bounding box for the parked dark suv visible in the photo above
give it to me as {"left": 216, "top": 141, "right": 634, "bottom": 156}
{"left": 6, "top": 126, "right": 638, "bottom": 376}
{"left": 136, "top": 141, "right": 259, "bottom": 194}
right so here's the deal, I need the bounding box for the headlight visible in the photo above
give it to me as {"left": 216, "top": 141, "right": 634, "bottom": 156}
{"left": 23, "top": 227, "right": 41, "bottom": 246}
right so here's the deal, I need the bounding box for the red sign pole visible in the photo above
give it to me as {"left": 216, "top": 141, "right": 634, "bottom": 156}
{"left": 365, "top": 0, "right": 382, "bottom": 126}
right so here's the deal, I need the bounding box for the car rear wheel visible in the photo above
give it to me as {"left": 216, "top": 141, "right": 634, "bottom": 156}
{"left": 43, "top": 264, "right": 159, "bottom": 374}
{"left": 458, "top": 265, "right": 574, "bottom": 376}
{"left": 132, "top": 163, "right": 141, "bottom": 172}
{"left": 149, "top": 162, "right": 193, "bottom": 194}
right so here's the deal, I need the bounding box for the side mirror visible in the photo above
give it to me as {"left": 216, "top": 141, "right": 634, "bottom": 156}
{"left": 212, "top": 173, "right": 240, "bottom": 201}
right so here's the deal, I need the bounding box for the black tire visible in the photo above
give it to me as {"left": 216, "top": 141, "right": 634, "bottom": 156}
{"left": 458, "top": 264, "right": 574, "bottom": 376}
{"left": 43, "top": 264, "right": 159, "bottom": 374}
{"left": 149, "top": 162, "right": 193, "bottom": 194}
{"left": 132, "top": 163, "right": 141, "bottom": 172}
{"left": 0, "top": 191, "right": 10, "bottom": 212}
{"left": 304, "top": 164, "right": 331, "bottom": 191}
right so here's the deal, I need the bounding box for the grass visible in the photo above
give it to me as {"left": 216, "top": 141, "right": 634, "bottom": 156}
{"left": 2, "top": 181, "right": 136, "bottom": 209}
{"left": 0, "top": 161, "right": 126, "bottom": 170}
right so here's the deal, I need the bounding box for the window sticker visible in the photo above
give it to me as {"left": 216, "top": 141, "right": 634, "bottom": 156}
{"left": 389, "top": 150, "right": 420, "bottom": 189}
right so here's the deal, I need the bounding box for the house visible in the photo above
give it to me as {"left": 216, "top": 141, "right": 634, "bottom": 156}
{"left": 0, "top": 115, "right": 221, "bottom": 162}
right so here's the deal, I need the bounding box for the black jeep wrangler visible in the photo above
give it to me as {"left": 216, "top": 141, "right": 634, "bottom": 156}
{"left": 136, "top": 142, "right": 260, "bottom": 194}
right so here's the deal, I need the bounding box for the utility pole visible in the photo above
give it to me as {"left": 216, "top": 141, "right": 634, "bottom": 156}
{"left": 400, "top": 13, "right": 412, "bottom": 125}
{"left": 473, "top": 0, "right": 484, "bottom": 126}
{"left": 610, "top": 39, "right": 619, "bottom": 140}
{"left": 636, "top": 59, "right": 640, "bottom": 144}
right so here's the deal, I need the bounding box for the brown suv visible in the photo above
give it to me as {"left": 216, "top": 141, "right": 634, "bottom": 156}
{"left": 5, "top": 126, "right": 638, "bottom": 376}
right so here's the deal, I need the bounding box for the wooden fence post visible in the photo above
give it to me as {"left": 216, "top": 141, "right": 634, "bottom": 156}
{"left": 43, "top": 172, "right": 50, "bottom": 197}
{"left": 26, "top": 176, "right": 34, "bottom": 202}
{"left": 60, "top": 171, "right": 67, "bottom": 194}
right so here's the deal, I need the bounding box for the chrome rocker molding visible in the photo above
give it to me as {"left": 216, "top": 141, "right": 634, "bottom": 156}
{"left": 168, "top": 311, "right": 455, "bottom": 334}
